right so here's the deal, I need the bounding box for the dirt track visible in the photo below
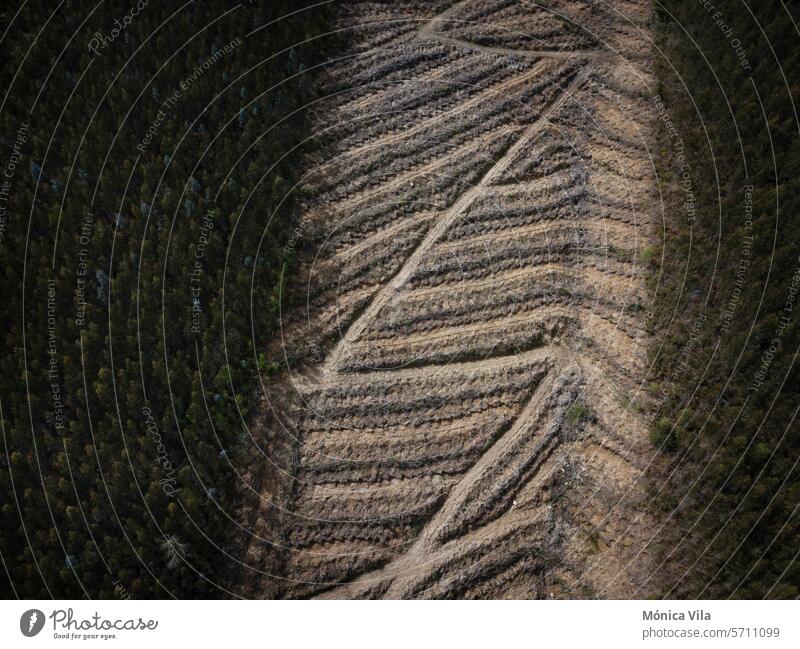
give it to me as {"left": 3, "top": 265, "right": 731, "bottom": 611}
{"left": 240, "top": 0, "right": 662, "bottom": 599}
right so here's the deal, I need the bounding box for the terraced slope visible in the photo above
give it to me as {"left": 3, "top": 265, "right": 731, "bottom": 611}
{"left": 240, "top": 0, "right": 661, "bottom": 599}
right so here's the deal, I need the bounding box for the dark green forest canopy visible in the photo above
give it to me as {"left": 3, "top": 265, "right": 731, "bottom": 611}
{"left": 0, "top": 0, "right": 331, "bottom": 598}
{"left": 649, "top": 0, "right": 800, "bottom": 597}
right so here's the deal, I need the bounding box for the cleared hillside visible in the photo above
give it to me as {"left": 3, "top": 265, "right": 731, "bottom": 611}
{"left": 239, "top": 0, "right": 664, "bottom": 599}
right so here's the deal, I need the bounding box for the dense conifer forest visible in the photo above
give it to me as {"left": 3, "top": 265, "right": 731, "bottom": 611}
{"left": 650, "top": 0, "right": 800, "bottom": 597}
{"left": 0, "top": 1, "right": 330, "bottom": 597}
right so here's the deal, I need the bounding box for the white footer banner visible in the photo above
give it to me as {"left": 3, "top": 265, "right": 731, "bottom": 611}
{"left": 1, "top": 600, "right": 797, "bottom": 648}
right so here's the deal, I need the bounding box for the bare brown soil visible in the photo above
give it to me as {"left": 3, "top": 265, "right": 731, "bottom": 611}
{"left": 238, "top": 0, "right": 664, "bottom": 599}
